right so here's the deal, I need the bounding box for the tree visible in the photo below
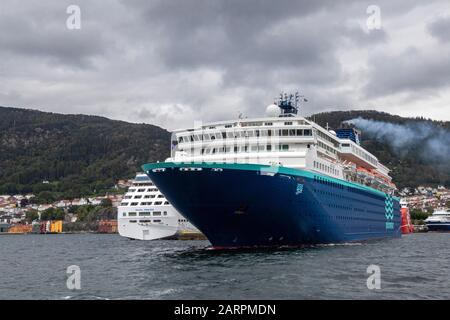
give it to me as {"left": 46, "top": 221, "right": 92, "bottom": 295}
{"left": 25, "top": 209, "right": 39, "bottom": 223}
{"left": 75, "top": 205, "right": 95, "bottom": 222}
{"left": 40, "top": 207, "right": 65, "bottom": 221}
{"left": 36, "top": 191, "right": 55, "bottom": 204}
{"left": 410, "top": 209, "right": 429, "bottom": 221}
{"left": 20, "top": 198, "right": 29, "bottom": 207}
{"left": 100, "top": 198, "right": 112, "bottom": 208}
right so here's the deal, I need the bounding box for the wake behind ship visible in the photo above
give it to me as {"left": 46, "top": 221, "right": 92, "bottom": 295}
{"left": 143, "top": 93, "right": 401, "bottom": 248}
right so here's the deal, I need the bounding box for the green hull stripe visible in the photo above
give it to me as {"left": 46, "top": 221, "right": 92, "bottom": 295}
{"left": 142, "top": 161, "right": 399, "bottom": 201}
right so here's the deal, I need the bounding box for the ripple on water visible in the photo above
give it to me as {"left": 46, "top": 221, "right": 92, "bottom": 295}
{"left": 1, "top": 233, "right": 449, "bottom": 299}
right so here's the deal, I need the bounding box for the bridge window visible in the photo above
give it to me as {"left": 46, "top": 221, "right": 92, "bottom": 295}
{"left": 139, "top": 212, "right": 151, "bottom": 216}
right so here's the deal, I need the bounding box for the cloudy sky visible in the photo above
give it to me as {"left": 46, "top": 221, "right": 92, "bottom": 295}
{"left": 1, "top": 0, "right": 449, "bottom": 129}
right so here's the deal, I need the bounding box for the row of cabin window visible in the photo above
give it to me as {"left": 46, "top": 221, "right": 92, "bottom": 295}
{"left": 128, "top": 188, "right": 158, "bottom": 193}
{"left": 132, "top": 182, "right": 153, "bottom": 187}
{"left": 121, "top": 201, "right": 169, "bottom": 206}
{"left": 200, "top": 144, "right": 289, "bottom": 155}
{"left": 207, "top": 120, "right": 308, "bottom": 129}
{"left": 124, "top": 194, "right": 165, "bottom": 199}
{"left": 350, "top": 145, "right": 377, "bottom": 166}
{"left": 316, "top": 130, "right": 340, "bottom": 148}
{"left": 313, "top": 161, "right": 340, "bottom": 176}
{"left": 128, "top": 220, "right": 161, "bottom": 223}
{"left": 178, "top": 129, "right": 312, "bottom": 143}
{"left": 124, "top": 211, "right": 167, "bottom": 217}
{"left": 317, "top": 141, "right": 337, "bottom": 155}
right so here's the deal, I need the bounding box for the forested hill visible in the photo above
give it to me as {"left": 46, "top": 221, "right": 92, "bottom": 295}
{"left": 1, "top": 107, "right": 449, "bottom": 198}
{"left": 0, "top": 106, "right": 170, "bottom": 198}
{"left": 310, "top": 110, "right": 450, "bottom": 189}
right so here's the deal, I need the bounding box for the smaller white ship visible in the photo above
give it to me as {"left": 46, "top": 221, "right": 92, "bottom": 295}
{"left": 425, "top": 209, "right": 450, "bottom": 232}
{"left": 118, "top": 173, "right": 203, "bottom": 240}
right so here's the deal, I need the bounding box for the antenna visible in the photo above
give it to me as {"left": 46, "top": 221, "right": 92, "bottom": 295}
{"left": 276, "top": 90, "right": 307, "bottom": 117}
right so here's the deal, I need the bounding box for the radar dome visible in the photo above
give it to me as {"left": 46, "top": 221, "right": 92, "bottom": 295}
{"left": 266, "top": 104, "right": 280, "bottom": 117}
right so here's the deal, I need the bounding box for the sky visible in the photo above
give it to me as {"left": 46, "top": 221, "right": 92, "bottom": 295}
{"left": 1, "top": 0, "right": 450, "bottom": 130}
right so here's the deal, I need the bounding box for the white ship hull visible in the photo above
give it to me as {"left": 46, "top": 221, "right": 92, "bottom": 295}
{"left": 119, "top": 218, "right": 179, "bottom": 240}
{"left": 117, "top": 173, "right": 202, "bottom": 241}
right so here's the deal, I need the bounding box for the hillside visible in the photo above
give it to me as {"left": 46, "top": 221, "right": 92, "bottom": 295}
{"left": 0, "top": 106, "right": 170, "bottom": 199}
{"left": 310, "top": 110, "right": 450, "bottom": 189}
{"left": 1, "top": 107, "right": 449, "bottom": 198}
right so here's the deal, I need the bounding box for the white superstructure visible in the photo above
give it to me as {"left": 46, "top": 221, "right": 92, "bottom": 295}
{"left": 118, "top": 173, "right": 200, "bottom": 240}
{"left": 425, "top": 209, "right": 450, "bottom": 224}
{"left": 167, "top": 93, "right": 396, "bottom": 194}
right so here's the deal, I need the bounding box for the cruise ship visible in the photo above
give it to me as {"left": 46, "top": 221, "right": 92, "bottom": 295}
{"left": 142, "top": 93, "right": 401, "bottom": 248}
{"left": 118, "top": 173, "right": 202, "bottom": 240}
{"left": 425, "top": 209, "right": 450, "bottom": 232}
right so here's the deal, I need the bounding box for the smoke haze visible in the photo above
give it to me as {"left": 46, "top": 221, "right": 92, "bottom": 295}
{"left": 346, "top": 117, "right": 450, "bottom": 162}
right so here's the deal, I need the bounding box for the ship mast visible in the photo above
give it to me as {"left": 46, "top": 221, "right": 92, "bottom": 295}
{"left": 276, "top": 91, "right": 307, "bottom": 117}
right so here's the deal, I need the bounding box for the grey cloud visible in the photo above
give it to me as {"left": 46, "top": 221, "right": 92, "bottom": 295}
{"left": 0, "top": 0, "right": 449, "bottom": 130}
{"left": 343, "top": 25, "right": 388, "bottom": 46}
{"left": 364, "top": 47, "right": 450, "bottom": 98}
{"left": 427, "top": 15, "right": 450, "bottom": 43}
{"left": 0, "top": 2, "right": 112, "bottom": 69}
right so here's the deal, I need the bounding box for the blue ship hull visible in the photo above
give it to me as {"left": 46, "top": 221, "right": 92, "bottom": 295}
{"left": 143, "top": 162, "right": 401, "bottom": 248}
{"left": 426, "top": 223, "right": 450, "bottom": 232}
